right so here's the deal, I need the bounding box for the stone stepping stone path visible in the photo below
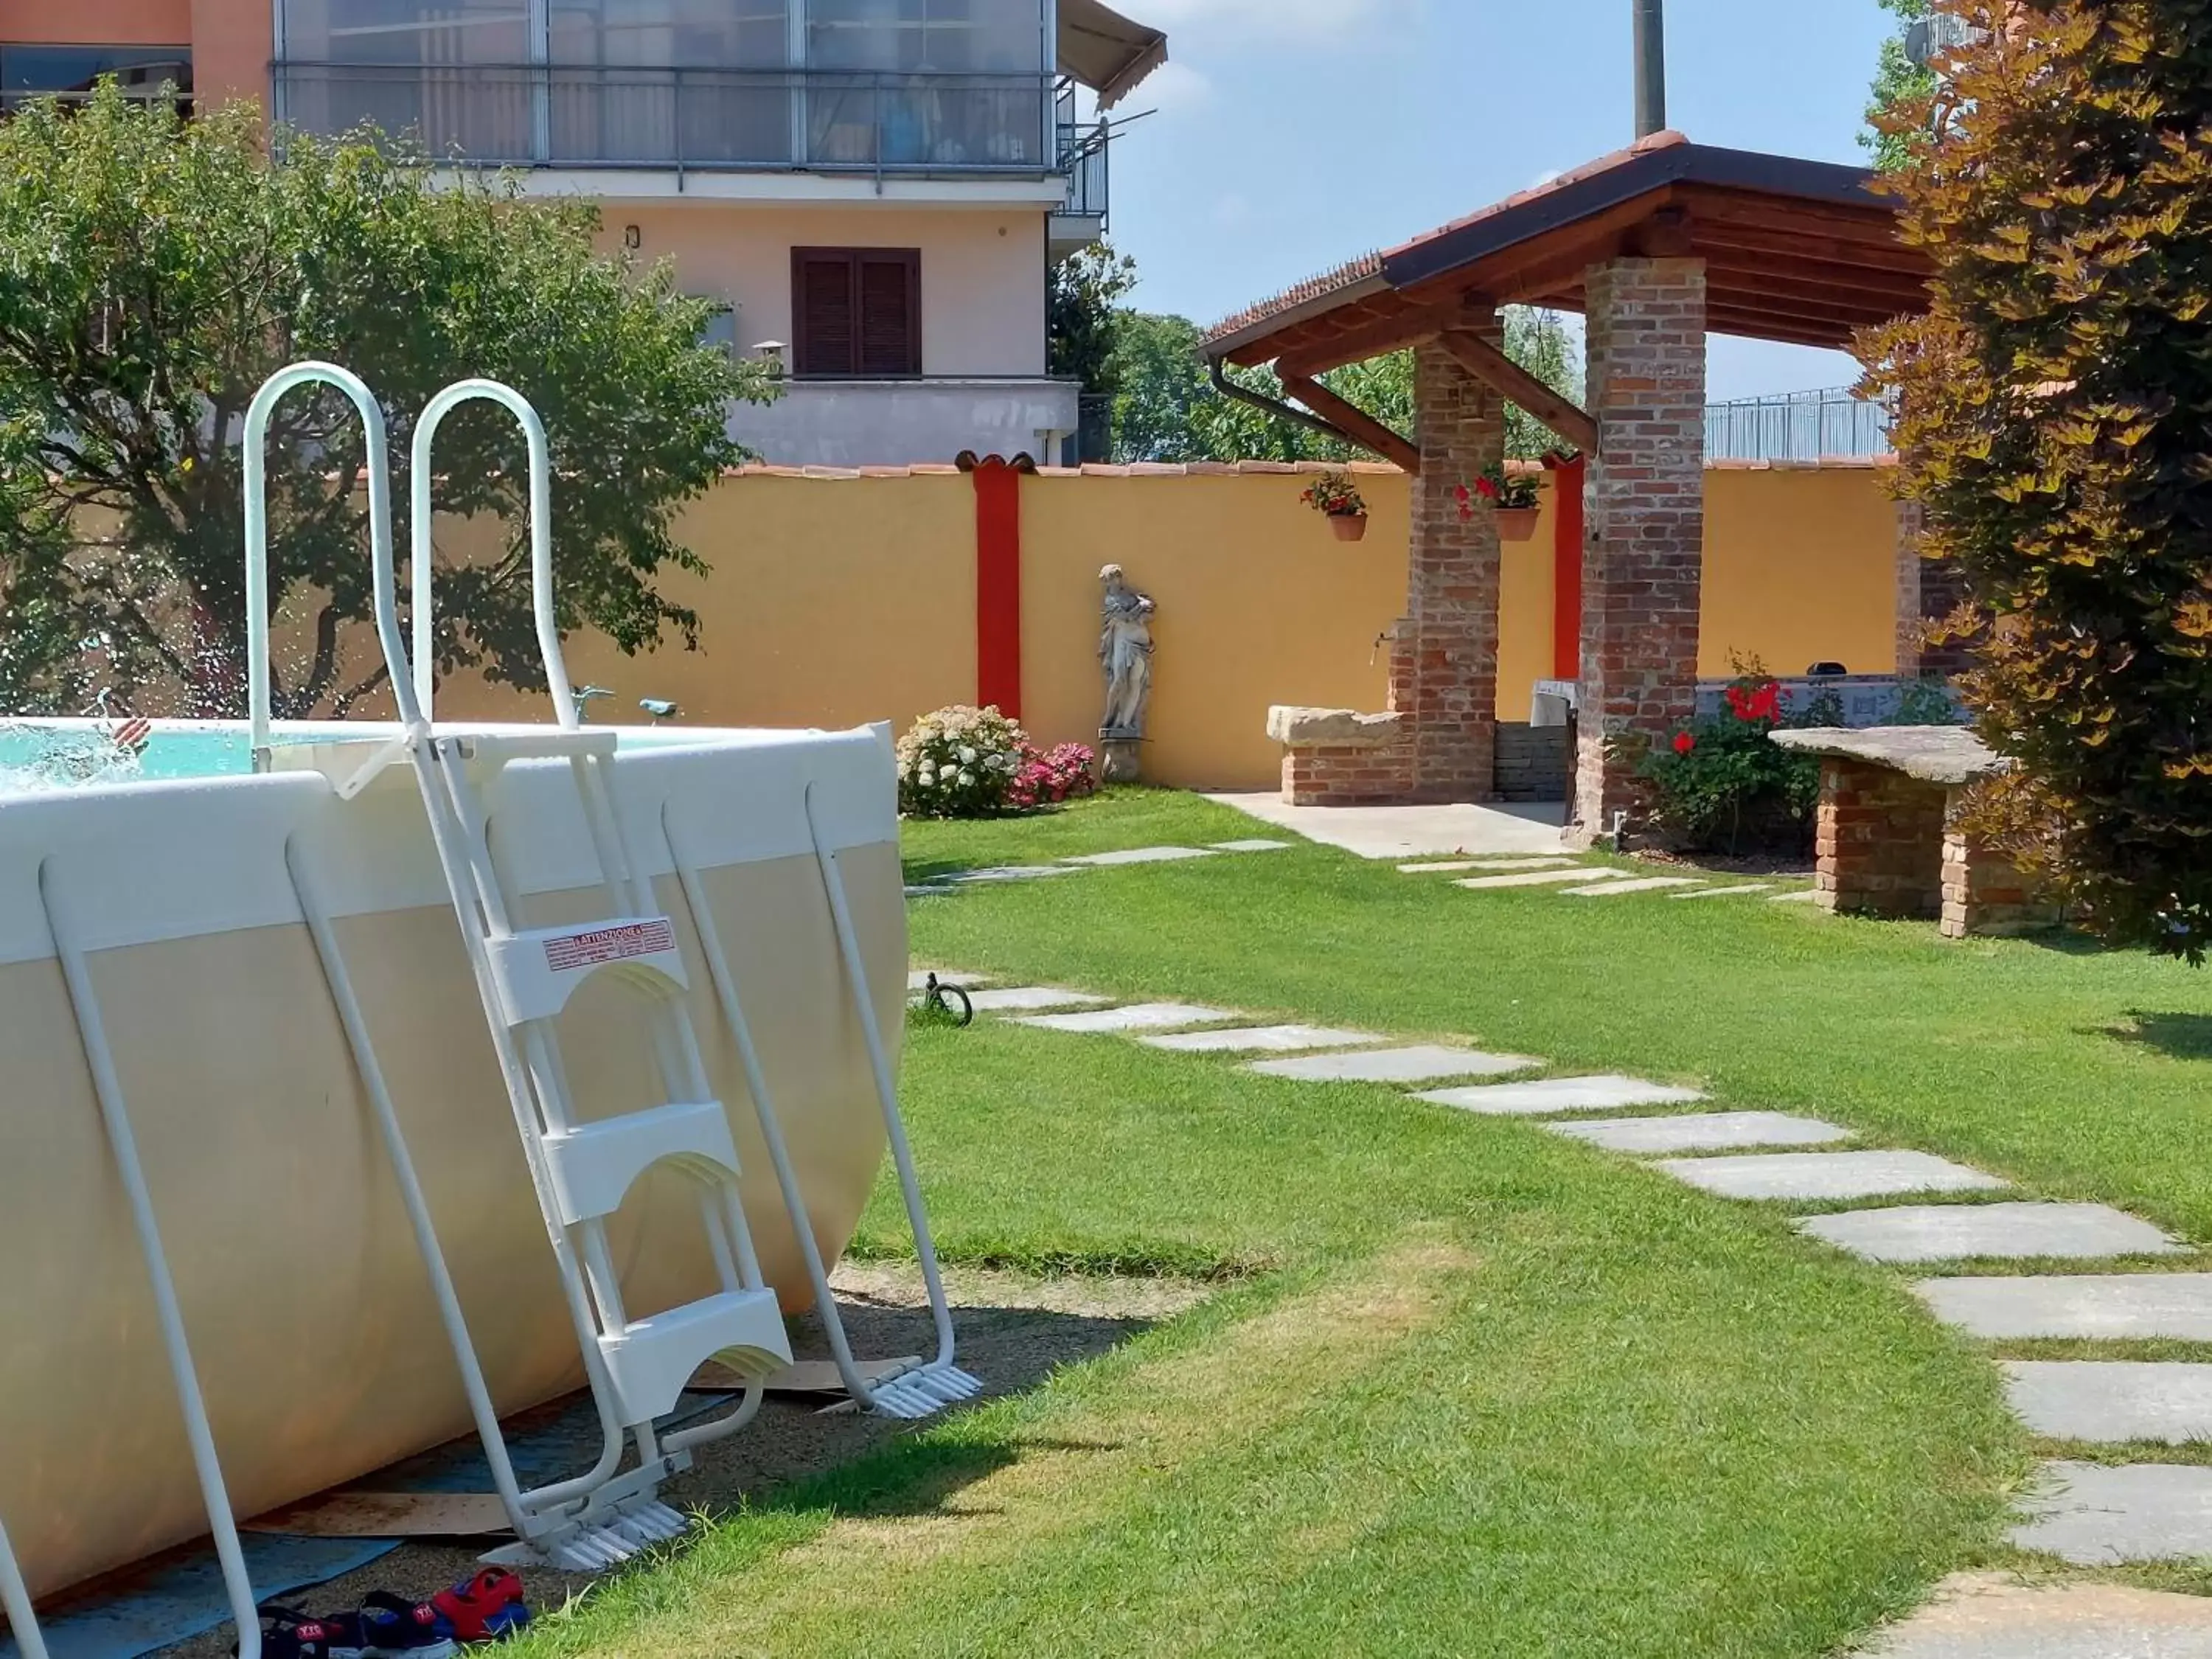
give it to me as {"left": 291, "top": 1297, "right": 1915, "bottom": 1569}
{"left": 962, "top": 986, "right": 1112, "bottom": 1012}
{"left": 1139, "top": 1024, "right": 1385, "bottom": 1055}
{"left": 1769, "top": 887, "right": 1824, "bottom": 903}
{"left": 952, "top": 963, "right": 2212, "bottom": 1594}
{"left": 1414, "top": 1075, "right": 1708, "bottom": 1116}
{"left": 1210, "top": 839, "right": 1294, "bottom": 852}
{"left": 908, "top": 967, "right": 993, "bottom": 992}
{"left": 1455, "top": 867, "right": 1635, "bottom": 891}
{"left": 1918, "top": 1273, "right": 2212, "bottom": 1341}
{"left": 1546, "top": 1110, "right": 1851, "bottom": 1155}
{"left": 2012, "top": 1461, "right": 2212, "bottom": 1565}
{"left": 1659, "top": 1149, "right": 2005, "bottom": 1203}
{"left": 1562, "top": 876, "right": 1708, "bottom": 897}
{"left": 1016, "top": 1002, "right": 1243, "bottom": 1034}
{"left": 2004, "top": 1361, "right": 2212, "bottom": 1444}
{"left": 1802, "top": 1203, "right": 2183, "bottom": 1266}
{"left": 952, "top": 864, "right": 1079, "bottom": 885}
{"left": 1672, "top": 884, "right": 1774, "bottom": 900}
{"left": 1061, "top": 846, "right": 1221, "bottom": 866}
{"left": 1869, "top": 1571, "right": 2212, "bottom": 1656}
{"left": 1398, "top": 856, "right": 1577, "bottom": 874}
{"left": 1246, "top": 1046, "right": 1541, "bottom": 1085}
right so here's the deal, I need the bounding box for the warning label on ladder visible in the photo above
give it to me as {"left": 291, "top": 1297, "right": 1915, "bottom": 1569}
{"left": 543, "top": 919, "right": 677, "bottom": 974}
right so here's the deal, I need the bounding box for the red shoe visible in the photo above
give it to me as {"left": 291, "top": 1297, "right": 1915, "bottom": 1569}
{"left": 428, "top": 1571, "right": 529, "bottom": 1644}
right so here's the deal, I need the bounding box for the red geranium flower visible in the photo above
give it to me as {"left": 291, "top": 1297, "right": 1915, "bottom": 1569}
{"left": 1674, "top": 731, "right": 1697, "bottom": 755}
{"left": 1473, "top": 476, "right": 1501, "bottom": 501}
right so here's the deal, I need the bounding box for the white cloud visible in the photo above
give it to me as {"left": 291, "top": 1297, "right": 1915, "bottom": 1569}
{"left": 1138, "top": 0, "right": 1420, "bottom": 45}
{"left": 1212, "top": 192, "right": 1256, "bottom": 229}
{"left": 1138, "top": 59, "right": 1214, "bottom": 112}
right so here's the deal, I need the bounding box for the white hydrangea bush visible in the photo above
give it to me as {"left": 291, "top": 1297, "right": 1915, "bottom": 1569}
{"left": 896, "top": 704, "right": 1029, "bottom": 818}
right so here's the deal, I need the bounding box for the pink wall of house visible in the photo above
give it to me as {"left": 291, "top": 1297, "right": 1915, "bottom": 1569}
{"left": 0, "top": 0, "right": 270, "bottom": 108}
{"left": 604, "top": 203, "right": 1049, "bottom": 378}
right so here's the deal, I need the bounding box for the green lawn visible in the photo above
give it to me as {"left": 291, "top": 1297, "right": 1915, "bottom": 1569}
{"left": 520, "top": 789, "right": 2212, "bottom": 1658}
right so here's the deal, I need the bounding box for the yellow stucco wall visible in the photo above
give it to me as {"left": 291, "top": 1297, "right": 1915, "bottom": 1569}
{"left": 416, "top": 461, "right": 1902, "bottom": 793}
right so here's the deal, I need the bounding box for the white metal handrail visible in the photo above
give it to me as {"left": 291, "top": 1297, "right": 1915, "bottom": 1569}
{"left": 244, "top": 362, "right": 410, "bottom": 755}
{"left": 0, "top": 1518, "right": 49, "bottom": 1659}
{"left": 407, "top": 380, "right": 577, "bottom": 734}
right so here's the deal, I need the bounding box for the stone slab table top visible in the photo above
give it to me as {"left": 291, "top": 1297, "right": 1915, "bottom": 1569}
{"left": 1917, "top": 1273, "right": 2212, "bottom": 1341}
{"left": 1248, "top": 1046, "right": 1542, "bottom": 1085}
{"left": 1767, "top": 724, "right": 2003, "bottom": 785}
{"left": 1867, "top": 1571, "right": 2212, "bottom": 1657}
{"left": 1414, "top": 1076, "right": 1708, "bottom": 1116}
{"left": 1548, "top": 1111, "right": 1851, "bottom": 1155}
{"left": 2011, "top": 1461, "right": 2212, "bottom": 1565}
{"left": 2003, "top": 1361, "right": 2212, "bottom": 1444}
{"left": 1655, "top": 1149, "right": 2005, "bottom": 1202}
{"left": 1799, "top": 1203, "right": 2183, "bottom": 1265}
{"left": 1265, "top": 706, "right": 1405, "bottom": 748}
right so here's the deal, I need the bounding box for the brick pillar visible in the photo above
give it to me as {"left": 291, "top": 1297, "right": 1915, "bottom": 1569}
{"left": 1941, "top": 797, "right": 2065, "bottom": 939}
{"left": 1894, "top": 499, "right": 1975, "bottom": 679}
{"left": 1573, "top": 258, "right": 1707, "bottom": 841}
{"left": 1817, "top": 758, "right": 1947, "bottom": 919}
{"left": 1394, "top": 330, "right": 1505, "bottom": 803}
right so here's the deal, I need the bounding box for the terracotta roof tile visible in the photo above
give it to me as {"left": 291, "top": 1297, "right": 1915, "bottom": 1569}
{"left": 1204, "top": 251, "right": 1388, "bottom": 349}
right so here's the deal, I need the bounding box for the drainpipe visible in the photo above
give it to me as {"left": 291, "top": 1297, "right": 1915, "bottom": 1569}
{"left": 1634, "top": 0, "right": 1666, "bottom": 139}
{"left": 1206, "top": 358, "right": 1353, "bottom": 450}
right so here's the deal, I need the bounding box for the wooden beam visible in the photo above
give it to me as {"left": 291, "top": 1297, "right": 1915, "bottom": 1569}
{"left": 1435, "top": 330, "right": 1600, "bottom": 457}
{"left": 1276, "top": 299, "right": 1469, "bottom": 378}
{"left": 1279, "top": 370, "right": 1422, "bottom": 474}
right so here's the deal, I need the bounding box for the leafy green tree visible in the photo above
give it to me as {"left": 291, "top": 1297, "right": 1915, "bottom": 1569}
{"left": 1048, "top": 241, "right": 1138, "bottom": 390}
{"left": 1864, "top": 0, "right": 1939, "bottom": 172}
{"left": 1862, "top": 0, "right": 2212, "bottom": 957}
{"left": 1108, "top": 305, "right": 1580, "bottom": 464}
{"left": 0, "top": 86, "right": 768, "bottom": 718}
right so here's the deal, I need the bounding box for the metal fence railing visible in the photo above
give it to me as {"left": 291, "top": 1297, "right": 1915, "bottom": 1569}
{"left": 1705, "top": 386, "right": 1894, "bottom": 462}
{"left": 272, "top": 63, "right": 1059, "bottom": 175}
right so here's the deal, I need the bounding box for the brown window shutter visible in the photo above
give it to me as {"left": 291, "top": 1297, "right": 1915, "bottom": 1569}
{"left": 856, "top": 251, "right": 921, "bottom": 377}
{"left": 794, "top": 252, "right": 858, "bottom": 377}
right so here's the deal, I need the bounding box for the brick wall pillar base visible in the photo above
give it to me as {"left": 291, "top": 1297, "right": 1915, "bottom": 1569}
{"left": 1572, "top": 257, "right": 1708, "bottom": 844}
{"left": 1942, "top": 809, "right": 2066, "bottom": 939}
{"left": 1815, "top": 759, "right": 1947, "bottom": 919}
{"left": 1269, "top": 707, "right": 1410, "bottom": 806}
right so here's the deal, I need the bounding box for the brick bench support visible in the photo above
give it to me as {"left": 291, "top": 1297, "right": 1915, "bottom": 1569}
{"left": 1267, "top": 706, "right": 1411, "bottom": 807}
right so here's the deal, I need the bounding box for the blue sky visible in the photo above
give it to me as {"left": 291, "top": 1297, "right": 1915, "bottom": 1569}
{"left": 1099, "top": 0, "right": 1901, "bottom": 401}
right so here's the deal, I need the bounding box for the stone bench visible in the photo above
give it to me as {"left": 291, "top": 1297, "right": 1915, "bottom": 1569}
{"left": 1265, "top": 706, "right": 1409, "bottom": 807}
{"left": 1767, "top": 727, "right": 2064, "bottom": 939}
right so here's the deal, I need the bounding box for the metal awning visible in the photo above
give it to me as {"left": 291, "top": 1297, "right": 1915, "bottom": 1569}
{"left": 1058, "top": 0, "right": 1169, "bottom": 110}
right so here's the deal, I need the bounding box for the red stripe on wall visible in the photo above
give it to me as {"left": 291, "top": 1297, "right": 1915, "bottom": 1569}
{"left": 972, "top": 457, "right": 1023, "bottom": 717}
{"left": 1548, "top": 455, "right": 1586, "bottom": 681}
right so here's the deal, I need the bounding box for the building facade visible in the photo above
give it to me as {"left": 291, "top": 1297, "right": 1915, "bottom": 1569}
{"left": 0, "top": 0, "right": 1164, "bottom": 464}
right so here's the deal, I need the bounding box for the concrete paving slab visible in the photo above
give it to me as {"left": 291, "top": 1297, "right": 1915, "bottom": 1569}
{"left": 951, "top": 864, "right": 1081, "bottom": 884}
{"left": 1548, "top": 1111, "right": 1852, "bottom": 1155}
{"left": 1673, "top": 884, "right": 1775, "bottom": 899}
{"left": 1139, "top": 1024, "right": 1386, "bottom": 1054}
{"left": 1398, "top": 857, "right": 1576, "bottom": 874}
{"left": 1866, "top": 1571, "right": 2212, "bottom": 1657}
{"left": 907, "top": 968, "right": 992, "bottom": 992}
{"left": 1656, "top": 1150, "right": 2006, "bottom": 1202}
{"left": 1562, "top": 877, "right": 1708, "bottom": 896}
{"left": 1917, "top": 1273, "right": 2212, "bottom": 1341}
{"left": 2011, "top": 1461, "right": 2212, "bottom": 1564}
{"left": 1770, "top": 888, "right": 1824, "bottom": 904}
{"left": 2004, "top": 1362, "right": 2212, "bottom": 1444}
{"left": 1211, "top": 839, "right": 1295, "bottom": 852}
{"left": 1455, "top": 868, "right": 1633, "bottom": 891}
{"left": 1060, "top": 846, "right": 1221, "bottom": 866}
{"left": 1207, "top": 792, "right": 1568, "bottom": 859}
{"left": 964, "top": 986, "right": 1112, "bottom": 1012}
{"left": 1802, "top": 1203, "right": 2183, "bottom": 1265}
{"left": 1414, "top": 1075, "right": 1709, "bottom": 1116}
{"left": 1015, "top": 1003, "right": 1244, "bottom": 1034}
{"left": 1247, "top": 1046, "right": 1543, "bottom": 1085}
{"left": 905, "top": 884, "right": 954, "bottom": 898}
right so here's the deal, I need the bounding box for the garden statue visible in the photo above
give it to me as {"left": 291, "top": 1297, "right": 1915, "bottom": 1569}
{"left": 1098, "top": 563, "right": 1155, "bottom": 783}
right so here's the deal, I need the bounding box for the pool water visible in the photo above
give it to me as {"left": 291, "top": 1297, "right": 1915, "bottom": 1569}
{"left": 0, "top": 722, "right": 709, "bottom": 790}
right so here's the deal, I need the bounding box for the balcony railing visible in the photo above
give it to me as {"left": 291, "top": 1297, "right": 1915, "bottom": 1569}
{"left": 273, "top": 63, "right": 1069, "bottom": 177}
{"left": 1054, "top": 80, "right": 1108, "bottom": 222}
{"left": 1705, "top": 386, "right": 1894, "bottom": 462}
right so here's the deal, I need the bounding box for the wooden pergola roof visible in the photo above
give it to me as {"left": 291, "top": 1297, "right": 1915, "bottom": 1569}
{"left": 1204, "top": 131, "right": 1930, "bottom": 372}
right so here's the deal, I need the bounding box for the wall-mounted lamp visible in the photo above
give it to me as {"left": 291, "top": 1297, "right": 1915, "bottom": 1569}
{"left": 623, "top": 223, "right": 642, "bottom": 250}
{"left": 754, "top": 340, "right": 787, "bottom": 380}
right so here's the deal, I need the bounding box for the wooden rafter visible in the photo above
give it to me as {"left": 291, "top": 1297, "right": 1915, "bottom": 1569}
{"left": 1435, "top": 330, "right": 1600, "bottom": 458}
{"left": 1279, "top": 370, "right": 1422, "bottom": 474}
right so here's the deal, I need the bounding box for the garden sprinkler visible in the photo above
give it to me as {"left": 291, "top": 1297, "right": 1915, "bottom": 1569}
{"left": 571, "top": 684, "right": 614, "bottom": 723}
{"left": 639, "top": 698, "right": 681, "bottom": 723}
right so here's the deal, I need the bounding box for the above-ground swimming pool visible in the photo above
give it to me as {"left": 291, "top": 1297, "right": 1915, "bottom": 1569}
{"left": 0, "top": 717, "right": 907, "bottom": 1601}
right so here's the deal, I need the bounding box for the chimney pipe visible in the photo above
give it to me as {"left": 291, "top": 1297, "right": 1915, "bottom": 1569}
{"left": 1634, "top": 0, "right": 1666, "bottom": 139}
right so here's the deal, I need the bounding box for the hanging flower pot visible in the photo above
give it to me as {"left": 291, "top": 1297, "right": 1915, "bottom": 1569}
{"left": 1301, "top": 467, "right": 1371, "bottom": 545}
{"left": 1329, "top": 512, "right": 1370, "bottom": 543}
{"left": 1495, "top": 505, "right": 1540, "bottom": 543}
